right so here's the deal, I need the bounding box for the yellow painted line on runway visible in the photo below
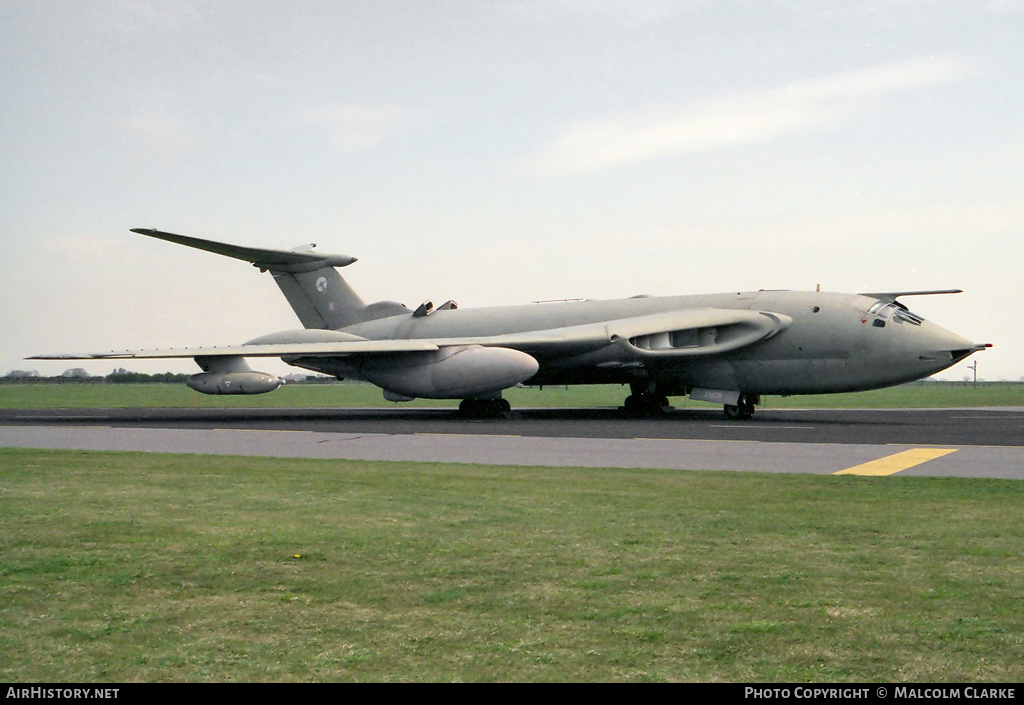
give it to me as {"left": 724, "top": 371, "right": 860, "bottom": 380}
{"left": 833, "top": 448, "right": 958, "bottom": 476}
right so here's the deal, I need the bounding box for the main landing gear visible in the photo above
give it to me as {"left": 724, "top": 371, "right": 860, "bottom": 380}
{"left": 458, "top": 397, "right": 511, "bottom": 419}
{"left": 622, "top": 382, "right": 671, "bottom": 417}
{"left": 723, "top": 393, "right": 759, "bottom": 420}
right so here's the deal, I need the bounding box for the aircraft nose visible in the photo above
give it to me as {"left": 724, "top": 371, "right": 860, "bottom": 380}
{"left": 913, "top": 322, "right": 990, "bottom": 370}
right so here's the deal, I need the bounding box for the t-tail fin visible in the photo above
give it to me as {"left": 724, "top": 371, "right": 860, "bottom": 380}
{"left": 269, "top": 267, "right": 366, "bottom": 329}
{"left": 131, "top": 228, "right": 407, "bottom": 329}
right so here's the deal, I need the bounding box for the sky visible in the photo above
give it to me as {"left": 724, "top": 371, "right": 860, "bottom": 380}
{"left": 2, "top": 0, "right": 1022, "bottom": 381}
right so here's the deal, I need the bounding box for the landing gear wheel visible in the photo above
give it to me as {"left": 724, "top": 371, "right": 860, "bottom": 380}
{"left": 458, "top": 398, "right": 511, "bottom": 419}
{"left": 622, "top": 393, "right": 670, "bottom": 417}
{"left": 623, "top": 394, "right": 643, "bottom": 415}
{"left": 723, "top": 393, "right": 758, "bottom": 420}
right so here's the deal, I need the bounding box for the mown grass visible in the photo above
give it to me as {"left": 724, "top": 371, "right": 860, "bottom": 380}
{"left": 1, "top": 380, "right": 1021, "bottom": 409}
{"left": 1, "top": 448, "right": 1022, "bottom": 682}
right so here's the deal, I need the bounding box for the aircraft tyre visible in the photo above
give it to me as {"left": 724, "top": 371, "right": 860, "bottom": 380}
{"left": 622, "top": 393, "right": 670, "bottom": 417}
{"left": 458, "top": 398, "right": 511, "bottom": 419}
{"left": 723, "top": 404, "right": 745, "bottom": 420}
{"left": 724, "top": 393, "right": 757, "bottom": 420}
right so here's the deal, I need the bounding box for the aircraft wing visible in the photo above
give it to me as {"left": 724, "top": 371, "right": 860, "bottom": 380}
{"left": 28, "top": 340, "right": 439, "bottom": 360}
{"left": 30, "top": 308, "right": 791, "bottom": 362}
{"left": 421, "top": 308, "right": 792, "bottom": 357}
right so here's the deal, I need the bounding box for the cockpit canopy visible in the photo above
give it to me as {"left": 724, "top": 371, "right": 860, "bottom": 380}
{"left": 867, "top": 300, "right": 925, "bottom": 326}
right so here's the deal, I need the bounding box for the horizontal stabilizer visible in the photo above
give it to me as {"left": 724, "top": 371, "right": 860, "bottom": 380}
{"left": 131, "top": 228, "right": 357, "bottom": 273}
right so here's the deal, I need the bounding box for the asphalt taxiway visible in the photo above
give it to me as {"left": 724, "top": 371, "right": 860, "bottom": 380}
{"left": 2, "top": 406, "right": 1022, "bottom": 479}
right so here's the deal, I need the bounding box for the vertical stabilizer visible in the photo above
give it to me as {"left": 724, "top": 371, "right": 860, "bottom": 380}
{"left": 270, "top": 267, "right": 367, "bottom": 329}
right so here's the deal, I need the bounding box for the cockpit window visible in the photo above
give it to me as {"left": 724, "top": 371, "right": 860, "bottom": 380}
{"left": 866, "top": 300, "right": 925, "bottom": 325}
{"left": 867, "top": 301, "right": 896, "bottom": 319}
{"left": 892, "top": 308, "right": 924, "bottom": 325}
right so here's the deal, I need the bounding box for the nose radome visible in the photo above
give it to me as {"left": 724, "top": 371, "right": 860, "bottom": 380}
{"left": 915, "top": 322, "right": 989, "bottom": 367}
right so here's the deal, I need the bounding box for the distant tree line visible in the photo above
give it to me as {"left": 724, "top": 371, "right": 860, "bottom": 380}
{"left": 2, "top": 371, "right": 190, "bottom": 384}
{"left": 2, "top": 370, "right": 337, "bottom": 384}
{"left": 104, "top": 371, "right": 193, "bottom": 384}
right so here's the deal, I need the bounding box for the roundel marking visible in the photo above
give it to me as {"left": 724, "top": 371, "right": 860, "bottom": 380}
{"left": 316, "top": 276, "right": 328, "bottom": 293}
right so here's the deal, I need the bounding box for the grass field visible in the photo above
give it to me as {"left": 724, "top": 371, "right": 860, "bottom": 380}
{"left": 1, "top": 448, "right": 1022, "bottom": 682}
{"left": 1, "top": 380, "right": 1022, "bottom": 409}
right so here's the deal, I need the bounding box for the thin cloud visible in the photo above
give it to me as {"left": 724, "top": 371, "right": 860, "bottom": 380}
{"left": 116, "top": 98, "right": 199, "bottom": 164}
{"left": 298, "top": 103, "right": 439, "bottom": 153}
{"left": 100, "top": 1, "right": 202, "bottom": 35}
{"left": 522, "top": 57, "right": 971, "bottom": 177}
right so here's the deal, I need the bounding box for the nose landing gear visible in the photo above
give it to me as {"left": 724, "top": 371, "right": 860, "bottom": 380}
{"left": 724, "top": 393, "right": 759, "bottom": 420}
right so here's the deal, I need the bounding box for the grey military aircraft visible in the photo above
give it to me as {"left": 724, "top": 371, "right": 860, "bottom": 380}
{"left": 32, "top": 228, "right": 990, "bottom": 419}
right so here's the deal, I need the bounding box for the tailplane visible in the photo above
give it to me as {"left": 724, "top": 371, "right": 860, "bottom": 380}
{"left": 131, "top": 228, "right": 408, "bottom": 329}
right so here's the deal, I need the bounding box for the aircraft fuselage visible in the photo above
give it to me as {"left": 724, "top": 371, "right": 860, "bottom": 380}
{"left": 308, "top": 289, "right": 979, "bottom": 397}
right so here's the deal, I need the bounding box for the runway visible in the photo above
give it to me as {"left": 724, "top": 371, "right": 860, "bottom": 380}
{"left": 1, "top": 406, "right": 1022, "bottom": 479}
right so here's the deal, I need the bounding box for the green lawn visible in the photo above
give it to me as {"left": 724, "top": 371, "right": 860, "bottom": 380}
{"left": 1, "top": 380, "right": 1021, "bottom": 409}
{"left": 2, "top": 448, "right": 1022, "bottom": 682}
